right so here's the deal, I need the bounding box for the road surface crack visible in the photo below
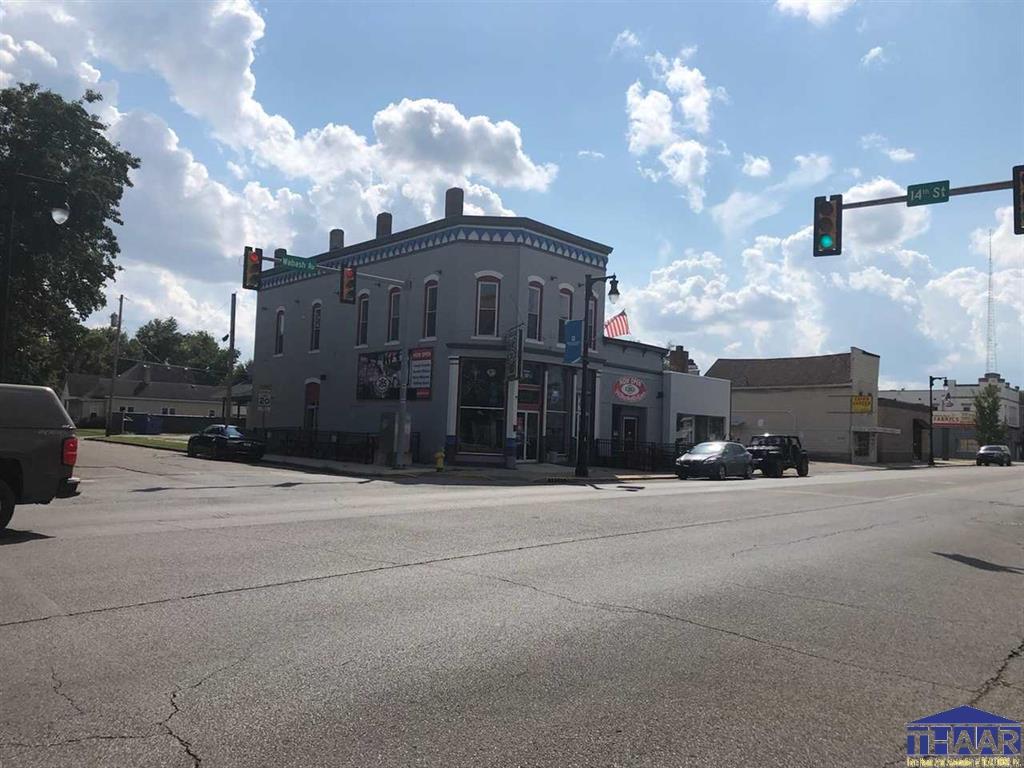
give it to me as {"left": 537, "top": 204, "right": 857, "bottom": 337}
{"left": 969, "top": 637, "right": 1024, "bottom": 707}
{"left": 434, "top": 563, "right": 973, "bottom": 695}
{"left": 0, "top": 733, "right": 158, "bottom": 750}
{"left": 50, "top": 665, "right": 85, "bottom": 715}
{"left": 730, "top": 516, "right": 925, "bottom": 558}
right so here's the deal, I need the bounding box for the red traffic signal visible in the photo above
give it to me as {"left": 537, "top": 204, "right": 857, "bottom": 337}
{"left": 1013, "top": 165, "right": 1024, "bottom": 236}
{"left": 813, "top": 195, "right": 843, "bottom": 257}
{"left": 340, "top": 265, "right": 357, "bottom": 304}
{"left": 242, "top": 246, "right": 262, "bottom": 290}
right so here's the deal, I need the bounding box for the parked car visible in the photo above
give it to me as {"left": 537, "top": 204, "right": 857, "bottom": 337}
{"left": 0, "top": 384, "right": 80, "bottom": 529}
{"left": 745, "top": 434, "right": 809, "bottom": 477}
{"left": 976, "top": 445, "right": 1012, "bottom": 466}
{"left": 676, "top": 441, "right": 753, "bottom": 480}
{"left": 187, "top": 425, "right": 265, "bottom": 461}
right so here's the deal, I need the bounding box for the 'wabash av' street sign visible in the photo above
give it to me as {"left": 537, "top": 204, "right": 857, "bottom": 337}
{"left": 907, "top": 180, "right": 950, "bottom": 207}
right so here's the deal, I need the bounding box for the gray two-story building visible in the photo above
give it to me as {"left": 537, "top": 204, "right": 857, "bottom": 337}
{"left": 251, "top": 188, "right": 728, "bottom": 466}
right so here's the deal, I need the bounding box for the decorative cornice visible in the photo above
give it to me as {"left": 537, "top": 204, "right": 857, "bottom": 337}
{"left": 260, "top": 224, "right": 610, "bottom": 290}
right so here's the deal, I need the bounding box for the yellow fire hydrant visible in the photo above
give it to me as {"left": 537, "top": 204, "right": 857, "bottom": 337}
{"left": 434, "top": 449, "right": 445, "bottom": 472}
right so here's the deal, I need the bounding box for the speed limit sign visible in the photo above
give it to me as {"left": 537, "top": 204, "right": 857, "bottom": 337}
{"left": 256, "top": 387, "right": 272, "bottom": 410}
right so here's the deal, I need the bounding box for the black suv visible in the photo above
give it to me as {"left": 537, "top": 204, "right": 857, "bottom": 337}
{"left": 0, "top": 385, "right": 80, "bottom": 529}
{"left": 745, "top": 434, "right": 809, "bottom": 477}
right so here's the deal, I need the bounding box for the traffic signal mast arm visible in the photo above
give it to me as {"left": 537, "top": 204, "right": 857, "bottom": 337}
{"left": 842, "top": 178, "right": 1014, "bottom": 210}
{"left": 255, "top": 251, "right": 404, "bottom": 284}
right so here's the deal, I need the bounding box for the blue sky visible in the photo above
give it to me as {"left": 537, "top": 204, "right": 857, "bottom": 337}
{"left": 2, "top": 0, "right": 1022, "bottom": 387}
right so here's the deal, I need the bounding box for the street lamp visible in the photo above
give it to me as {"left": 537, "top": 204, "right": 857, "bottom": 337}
{"left": 1, "top": 173, "right": 71, "bottom": 382}
{"left": 575, "top": 272, "right": 618, "bottom": 478}
{"left": 928, "top": 375, "right": 947, "bottom": 466}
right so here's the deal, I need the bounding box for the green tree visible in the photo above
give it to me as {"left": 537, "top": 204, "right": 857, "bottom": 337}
{"left": 128, "top": 318, "right": 182, "bottom": 365}
{"left": 973, "top": 383, "right": 1006, "bottom": 446}
{"left": 0, "top": 83, "right": 140, "bottom": 385}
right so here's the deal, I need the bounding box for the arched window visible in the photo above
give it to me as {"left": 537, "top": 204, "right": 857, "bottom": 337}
{"left": 423, "top": 279, "right": 438, "bottom": 338}
{"left": 557, "top": 287, "right": 573, "bottom": 344}
{"left": 355, "top": 293, "right": 369, "bottom": 346}
{"left": 387, "top": 287, "right": 401, "bottom": 342}
{"left": 274, "top": 309, "right": 285, "bottom": 355}
{"left": 475, "top": 277, "right": 500, "bottom": 337}
{"left": 309, "top": 301, "right": 322, "bottom": 351}
{"left": 527, "top": 281, "right": 543, "bottom": 341}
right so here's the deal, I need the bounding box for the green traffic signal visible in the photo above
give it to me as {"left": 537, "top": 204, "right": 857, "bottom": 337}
{"left": 819, "top": 234, "right": 834, "bottom": 249}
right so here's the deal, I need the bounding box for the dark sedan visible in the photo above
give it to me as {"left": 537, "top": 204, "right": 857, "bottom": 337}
{"left": 976, "top": 445, "right": 1012, "bottom": 466}
{"left": 187, "top": 425, "right": 265, "bottom": 461}
{"left": 676, "top": 441, "right": 753, "bottom": 480}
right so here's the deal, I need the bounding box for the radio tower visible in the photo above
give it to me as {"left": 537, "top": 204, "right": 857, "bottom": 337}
{"left": 985, "top": 228, "right": 997, "bottom": 373}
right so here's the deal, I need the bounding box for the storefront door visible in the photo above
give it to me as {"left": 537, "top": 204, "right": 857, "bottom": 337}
{"left": 622, "top": 415, "right": 639, "bottom": 451}
{"left": 516, "top": 411, "right": 540, "bottom": 462}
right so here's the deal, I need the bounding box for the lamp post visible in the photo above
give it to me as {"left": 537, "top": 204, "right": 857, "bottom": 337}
{"left": 928, "top": 375, "right": 947, "bottom": 466}
{"left": 575, "top": 272, "right": 619, "bottom": 478}
{"left": 0, "top": 172, "right": 70, "bottom": 381}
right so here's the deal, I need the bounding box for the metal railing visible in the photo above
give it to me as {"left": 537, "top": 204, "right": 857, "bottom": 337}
{"left": 590, "top": 439, "right": 690, "bottom": 472}
{"left": 249, "top": 428, "right": 422, "bottom": 465}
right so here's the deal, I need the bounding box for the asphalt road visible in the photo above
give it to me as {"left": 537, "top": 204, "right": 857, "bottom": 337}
{"left": 1, "top": 441, "right": 1022, "bottom": 767}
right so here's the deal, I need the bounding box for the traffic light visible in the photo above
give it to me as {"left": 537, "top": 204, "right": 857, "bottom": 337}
{"left": 242, "top": 246, "right": 262, "bottom": 290}
{"left": 340, "top": 265, "right": 357, "bottom": 304}
{"left": 813, "top": 194, "right": 843, "bottom": 256}
{"left": 1013, "top": 165, "right": 1024, "bottom": 236}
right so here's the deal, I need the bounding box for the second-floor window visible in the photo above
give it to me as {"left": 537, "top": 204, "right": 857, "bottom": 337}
{"left": 527, "top": 282, "right": 543, "bottom": 341}
{"left": 423, "top": 280, "right": 438, "bottom": 338}
{"left": 476, "top": 278, "right": 499, "bottom": 337}
{"left": 387, "top": 287, "right": 401, "bottom": 342}
{"left": 274, "top": 309, "right": 285, "bottom": 355}
{"left": 557, "top": 288, "right": 573, "bottom": 344}
{"left": 309, "top": 302, "right": 322, "bottom": 351}
{"left": 356, "top": 294, "right": 369, "bottom": 346}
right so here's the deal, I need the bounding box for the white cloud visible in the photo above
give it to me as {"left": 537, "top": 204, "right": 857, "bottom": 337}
{"left": 625, "top": 81, "right": 675, "bottom": 154}
{"left": 844, "top": 266, "right": 918, "bottom": 308}
{"left": 648, "top": 50, "right": 726, "bottom": 135}
{"left": 970, "top": 206, "right": 1024, "bottom": 269}
{"left": 577, "top": 149, "right": 605, "bottom": 160}
{"left": 611, "top": 29, "right": 640, "bottom": 55}
{"left": 843, "top": 177, "right": 930, "bottom": 253}
{"left": 860, "top": 133, "right": 915, "bottom": 163}
{"left": 658, "top": 140, "right": 709, "bottom": 212}
{"left": 860, "top": 46, "right": 887, "bottom": 68}
{"left": 775, "top": 0, "right": 857, "bottom": 25}
{"left": 711, "top": 154, "right": 832, "bottom": 235}
{"left": 741, "top": 154, "right": 772, "bottom": 177}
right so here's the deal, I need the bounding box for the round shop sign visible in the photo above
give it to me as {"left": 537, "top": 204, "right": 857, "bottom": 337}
{"left": 613, "top": 376, "right": 647, "bottom": 402}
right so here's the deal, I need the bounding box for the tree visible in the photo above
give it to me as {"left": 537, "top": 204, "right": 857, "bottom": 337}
{"left": 128, "top": 318, "right": 182, "bottom": 365}
{"left": 973, "top": 383, "right": 1006, "bottom": 446}
{"left": 0, "top": 83, "right": 140, "bottom": 385}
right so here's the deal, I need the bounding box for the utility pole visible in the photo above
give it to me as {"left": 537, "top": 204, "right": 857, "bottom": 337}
{"left": 225, "top": 292, "right": 236, "bottom": 424}
{"left": 105, "top": 294, "right": 124, "bottom": 436}
{"left": 574, "top": 273, "right": 619, "bottom": 478}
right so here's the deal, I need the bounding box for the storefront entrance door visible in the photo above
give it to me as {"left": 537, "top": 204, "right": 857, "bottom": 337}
{"left": 516, "top": 411, "right": 540, "bottom": 462}
{"left": 622, "top": 415, "right": 639, "bottom": 451}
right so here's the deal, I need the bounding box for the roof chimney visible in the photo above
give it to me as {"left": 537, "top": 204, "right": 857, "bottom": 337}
{"left": 143, "top": 365, "right": 151, "bottom": 384}
{"left": 445, "top": 187, "right": 464, "bottom": 218}
{"left": 376, "top": 212, "right": 392, "bottom": 238}
{"left": 329, "top": 229, "right": 345, "bottom": 250}
{"left": 667, "top": 346, "right": 690, "bottom": 373}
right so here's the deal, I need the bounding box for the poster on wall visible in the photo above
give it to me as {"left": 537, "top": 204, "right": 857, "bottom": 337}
{"left": 357, "top": 351, "right": 402, "bottom": 400}
{"left": 408, "top": 348, "right": 433, "bottom": 400}
{"left": 613, "top": 375, "right": 648, "bottom": 402}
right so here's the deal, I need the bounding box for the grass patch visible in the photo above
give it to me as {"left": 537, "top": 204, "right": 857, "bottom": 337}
{"left": 86, "top": 435, "right": 187, "bottom": 452}
{"left": 76, "top": 428, "right": 106, "bottom": 438}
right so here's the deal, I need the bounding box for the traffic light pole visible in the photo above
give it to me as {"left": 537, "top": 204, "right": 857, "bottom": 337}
{"left": 224, "top": 292, "right": 236, "bottom": 424}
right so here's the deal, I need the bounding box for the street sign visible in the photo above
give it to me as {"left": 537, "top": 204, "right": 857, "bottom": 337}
{"left": 564, "top": 319, "right": 583, "bottom": 364}
{"left": 504, "top": 326, "right": 523, "bottom": 382}
{"left": 906, "top": 180, "right": 950, "bottom": 207}
{"left": 280, "top": 254, "right": 318, "bottom": 273}
{"left": 256, "top": 387, "right": 272, "bottom": 411}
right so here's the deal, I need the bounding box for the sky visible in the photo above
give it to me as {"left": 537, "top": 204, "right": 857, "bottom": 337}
{"left": 1, "top": 0, "right": 1022, "bottom": 388}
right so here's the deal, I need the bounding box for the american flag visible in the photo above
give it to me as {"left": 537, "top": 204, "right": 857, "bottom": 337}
{"left": 604, "top": 310, "right": 630, "bottom": 338}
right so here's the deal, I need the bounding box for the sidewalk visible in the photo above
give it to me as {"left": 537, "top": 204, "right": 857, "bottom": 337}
{"left": 260, "top": 454, "right": 978, "bottom": 484}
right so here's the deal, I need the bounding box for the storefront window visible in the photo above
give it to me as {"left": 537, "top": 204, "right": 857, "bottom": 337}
{"left": 545, "top": 366, "right": 572, "bottom": 456}
{"left": 458, "top": 359, "right": 506, "bottom": 454}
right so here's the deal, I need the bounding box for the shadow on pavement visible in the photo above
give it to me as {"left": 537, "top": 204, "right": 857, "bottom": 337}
{"left": 933, "top": 552, "right": 1023, "bottom": 575}
{"left": 0, "top": 529, "right": 54, "bottom": 546}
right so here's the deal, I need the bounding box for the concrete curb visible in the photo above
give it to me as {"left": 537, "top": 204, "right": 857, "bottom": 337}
{"left": 84, "top": 437, "right": 187, "bottom": 453}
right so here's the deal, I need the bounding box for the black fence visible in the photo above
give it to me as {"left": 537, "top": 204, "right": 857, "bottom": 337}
{"left": 249, "top": 428, "right": 422, "bottom": 465}
{"left": 590, "top": 439, "right": 690, "bottom": 472}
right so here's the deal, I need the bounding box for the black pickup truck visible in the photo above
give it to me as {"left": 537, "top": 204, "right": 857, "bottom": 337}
{"left": 0, "top": 385, "right": 80, "bottom": 529}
